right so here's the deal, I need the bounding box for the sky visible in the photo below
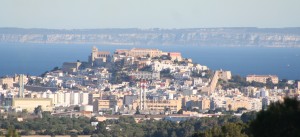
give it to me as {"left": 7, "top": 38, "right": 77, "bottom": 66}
{"left": 1, "top": 0, "right": 299, "bottom": 29}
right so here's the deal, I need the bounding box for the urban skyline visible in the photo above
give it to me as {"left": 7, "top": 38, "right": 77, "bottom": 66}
{"left": 0, "top": 1, "right": 299, "bottom": 136}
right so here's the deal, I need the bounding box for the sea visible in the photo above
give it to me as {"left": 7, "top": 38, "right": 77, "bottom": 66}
{"left": 0, "top": 43, "right": 299, "bottom": 80}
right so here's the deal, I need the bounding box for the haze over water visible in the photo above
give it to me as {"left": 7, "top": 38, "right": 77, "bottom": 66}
{"left": 0, "top": 43, "right": 299, "bottom": 80}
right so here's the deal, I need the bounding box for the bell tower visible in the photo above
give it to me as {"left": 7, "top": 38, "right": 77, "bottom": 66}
{"left": 89, "top": 46, "right": 98, "bottom": 66}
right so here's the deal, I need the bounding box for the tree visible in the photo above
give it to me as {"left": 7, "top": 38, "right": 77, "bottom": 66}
{"left": 40, "top": 71, "right": 49, "bottom": 77}
{"left": 240, "top": 111, "right": 257, "bottom": 123}
{"left": 266, "top": 78, "right": 274, "bottom": 89}
{"left": 250, "top": 98, "right": 300, "bottom": 137}
{"left": 34, "top": 105, "right": 42, "bottom": 115}
{"left": 94, "top": 122, "right": 108, "bottom": 136}
{"left": 103, "top": 87, "right": 110, "bottom": 91}
{"left": 90, "top": 117, "right": 98, "bottom": 122}
{"left": 5, "top": 128, "right": 20, "bottom": 137}
{"left": 91, "top": 134, "right": 99, "bottom": 137}
{"left": 83, "top": 126, "right": 94, "bottom": 135}
{"left": 160, "top": 68, "right": 173, "bottom": 79}
{"left": 119, "top": 116, "right": 136, "bottom": 124}
{"left": 220, "top": 123, "right": 248, "bottom": 137}
{"left": 177, "top": 109, "right": 183, "bottom": 114}
{"left": 135, "top": 106, "right": 141, "bottom": 115}
{"left": 214, "top": 107, "right": 226, "bottom": 113}
{"left": 230, "top": 75, "right": 249, "bottom": 87}
{"left": 250, "top": 81, "right": 264, "bottom": 88}
{"left": 73, "top": 105, "right": 80, "bottom": 111}
{"left": 193, "top": 123, "right": 248, "bottom": 137}
{"left": 51, "top": 66, "right": 60, "bottom": 71}
{"left": 236, "top": 107, "right": 247, "bottom": 113}
{"left": 2, "top": 84, "right": 8, "bottom": 89}
{"left": 70, "top": 132, "right": 78, "bottom": 137}
{"left": 228, "top": 104, "right": 232, "bottom": 111}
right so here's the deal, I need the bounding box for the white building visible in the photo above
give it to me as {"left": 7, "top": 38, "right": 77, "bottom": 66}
{"left": 151, "top": 61, "right": 174, "bottom": 72}
{"left": 71, "top": 92, "right": 79, "bottom": 105}
{"left": 260, "top": 88, "right": 269, "bottom": 98}
{"left": 183, "top": 89, "right": 197, "bottom": 96}
{"left": 128, "top": 71, "right": 160, "bottom": 80}
{"left": 248, "top": 98, "right": 262, "bottom": 111}
{"left": 80, "top": 92, "right": 89, "bottom": 105}
{"left": 64, "top": 92, "right": 71, "bottom": 106}
{"left": 173, "top": 71, "right": 191, "bottom": 80}
{"left": 262, "top": 96, "right": 282, "bottom": 110}
{"left": 195, "top": 64, "right": 208, "bottom": 71}
{"left": 56, "top": 91, "right": 65, "bottom": 106}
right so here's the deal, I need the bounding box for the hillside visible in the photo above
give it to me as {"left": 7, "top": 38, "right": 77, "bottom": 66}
{"left": 1, "top": 28, "right": 300, "bottom": 47}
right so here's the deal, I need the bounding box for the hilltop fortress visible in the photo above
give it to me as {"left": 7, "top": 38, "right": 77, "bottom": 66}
{"left": 2, "top": 46, "right": 295, "bottom": 117}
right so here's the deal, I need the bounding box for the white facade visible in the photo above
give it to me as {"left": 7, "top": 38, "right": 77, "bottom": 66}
{"left": 56, "top": 92, "right": 65, "bottom": 106}
{"left": 151, "top": 61, "right": 174, "bottom": 72}
{"left": 71, "top": 92, "right": 79, "bottom": 105}
{"left": 80, "top": 92, "right": 89, "bottom": 105}
{"left": 173, "top": 72, "right": 191, "bottom": 80}
{"left": 41, "top": 92, "right": 47, "bottom": 98}
{"left": 260, "top": 89, "right": 269, "bottom": 98}
{"left": 168, "top": 93, "right": 174, "bottom": 100}
{"left": 46, "top": 93, "right": 57, "bottom": 105}
{"left": 195, "top": 64, "right": 208, "bottom": 71}
{"left": 249, "top": 98, "right": 262, "bottom": 111}
{"left": 183, "top": 89, "right": 197, "bottom": 96}
{"left": 64, "top": 92, "right": 71, "bottom": 106}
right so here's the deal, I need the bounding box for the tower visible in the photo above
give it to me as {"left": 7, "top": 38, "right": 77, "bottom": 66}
{"left": 89, "top": 46, "right": 98, "bottom": 66}
{"left": 139, "top": 80, "right": 147, "bottom": 110}
{"left": 92, "top": 46, "right": 98, "bottom": 61}
{"left": 18, "top": 74, "right": 24, "bottom": 98}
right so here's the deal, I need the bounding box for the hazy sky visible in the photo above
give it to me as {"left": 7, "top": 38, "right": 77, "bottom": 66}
{"left": 1, "top": 0, "right": 299, "bottom": 29}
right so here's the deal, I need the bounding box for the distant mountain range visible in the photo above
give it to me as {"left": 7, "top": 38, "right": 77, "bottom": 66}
{"left": 1, "top": 27, "right": 300, "bottom": 47}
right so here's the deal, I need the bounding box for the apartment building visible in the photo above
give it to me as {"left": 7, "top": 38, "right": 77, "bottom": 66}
{"left": 246, "top": 75, "right": 279, "bottom": 84}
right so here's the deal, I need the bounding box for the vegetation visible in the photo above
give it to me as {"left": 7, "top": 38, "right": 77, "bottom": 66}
{"left": 193, "top": 98, "right": 300, "bottom": 137}
{"left": 51, "top": 66, "right": 60, "bottom": 71}
{"left": 1, "top": 98, "right": 299, "bottom": 137}
{"left": 192, "top": 123, "right": 249, "bottom": 137}
{"left": 0, "top": 112, "right": 241, "bottom": 137}
{"left": 160, "top": 68, "right": 174, "bottom": 79}
{"left": 250, "top": 98, "right": 300, "bottom": 137}
{"left": 221, "top": 75, "right": 299, "bottom": 90}
{"left": 0, "top": 112, "right": 94, "bottom": 136}
{"left": 139, "top": 65, "right": 152, "bottom": 72}
{"left": 5, "top": 127, "right": 20, "bottom": 137}
{"left": 224, "top": 75, "right": 264, "bottom": 89}
{"left": 2, "top": 83, "right": 8, "bottom": 90}
{"left": 92, "top": 115, "right": 242, "bottom": 137}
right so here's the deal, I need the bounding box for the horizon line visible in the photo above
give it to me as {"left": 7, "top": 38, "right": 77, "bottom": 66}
{"left": 1, "top": 27, "right": 300, "bottom": 30}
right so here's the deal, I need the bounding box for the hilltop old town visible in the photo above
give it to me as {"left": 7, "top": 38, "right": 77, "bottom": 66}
{"left": 0, "top": 47, "right": 300, "bottom": 122}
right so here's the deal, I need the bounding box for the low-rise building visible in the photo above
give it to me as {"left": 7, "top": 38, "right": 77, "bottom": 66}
{"left": 94, "top": 99, "right": 123, "bottom": 112}
{"left": 121, "top": 48, "right": 163, "bottom": 58}
{"left": 144, "top": 99, "right": 182, "bottom": 113}
{"left": 62, "top": 62, "right": 82, "bottom": 74}
{"left": 216, "top": 70, "right": 232, "bottom": 81}
{"left": 168, "top": 52, "right": 182, "bottom": 61}
{"left": 0, "top": 77, "right": 14, "bottom": 89}
{"left": 12, "top": 98, "right": 53, "bottom": 112}
{"left": 89, "top": 46, "right": 111, "bottom": 67}
{"left": 128, "top": 71, "right": 160, "bottom": 80}
{"left": 246, "top": 75, "right": 279, "bottom": 84}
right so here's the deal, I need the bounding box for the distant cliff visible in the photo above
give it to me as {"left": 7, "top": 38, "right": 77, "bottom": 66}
{"left": 1, "top": 27, "right": 300, "bottom": 47}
